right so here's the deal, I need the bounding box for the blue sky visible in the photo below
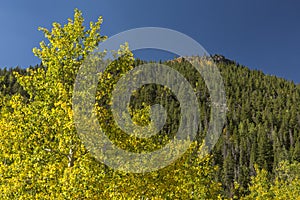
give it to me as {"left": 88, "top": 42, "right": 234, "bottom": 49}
{"left": 0, "top": 0, "right": 299, "bottom": 82}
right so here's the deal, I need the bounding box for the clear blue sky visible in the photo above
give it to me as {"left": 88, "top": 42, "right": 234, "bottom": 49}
{"left": 0, "top": 0, "right": 299, "bottom": 82}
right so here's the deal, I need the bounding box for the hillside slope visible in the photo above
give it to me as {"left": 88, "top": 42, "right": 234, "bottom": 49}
{"left": 0, "top": 56, "right": 299, "bottom": 198}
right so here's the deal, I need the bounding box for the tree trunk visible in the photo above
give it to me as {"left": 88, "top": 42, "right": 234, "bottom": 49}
{"left": 68, "top": 148, "right": 75, "bottom": 167}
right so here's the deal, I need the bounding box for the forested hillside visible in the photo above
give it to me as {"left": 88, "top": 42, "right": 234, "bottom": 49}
{"left": 0, "top": 9, "right": 299, "bottom": 199}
